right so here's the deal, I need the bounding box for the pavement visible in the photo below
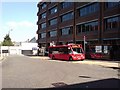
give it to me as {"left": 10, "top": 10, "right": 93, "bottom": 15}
{"left": 0, "top": 57, "right": 3, "bottom": 62}
{"left": 30, "top": 56, "right": 120, "bottom": 69}
{"left": 0, "top": 55, "right": 119, "bottom": 68}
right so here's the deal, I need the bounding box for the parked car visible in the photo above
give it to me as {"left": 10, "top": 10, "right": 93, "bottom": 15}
{"left": 44, "top": 50, "right": 49, "bottom": 56}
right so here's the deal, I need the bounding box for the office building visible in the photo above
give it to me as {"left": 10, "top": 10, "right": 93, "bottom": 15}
{"left": 37, "top": 2, "right": 120, "bottom": 56}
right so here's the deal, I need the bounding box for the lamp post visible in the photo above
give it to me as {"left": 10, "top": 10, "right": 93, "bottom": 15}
{"left": 0, "top": 44, "right": 2, "bottom": 58}
{"left": 8, "top": 29, "right": 13, "bottom": 36}
{"left": 8, "top": 29, "right": 13, "bottom": 55}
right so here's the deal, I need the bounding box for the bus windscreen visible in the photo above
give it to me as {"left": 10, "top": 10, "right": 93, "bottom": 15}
{"left": 72, "top": 48, "right": 83, "bottom": 54}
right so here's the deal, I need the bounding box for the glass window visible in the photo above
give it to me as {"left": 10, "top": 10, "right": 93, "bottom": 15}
{"left": 94, "top": 22, "right": 98, "bottom": 31}
{"left": 49, "top": 18, "right": 57, "bottom": 25}
{"left": 79, "top": 3, "right": 99, "bottom": 17}
{"left": 41, "top": 3, "right": 46, "bottom": 9}
{"left": 41, "top": 12, "right": 46, "bottom": 19}
{"left": 61, "top": 12, "right": 74, "bottom": 22}
{"left": 77, "top": 25, "right": 81, "bottom": 33}
{"left": 41, "top": 33, "right": 46, "bottom": 38}
{"left": 106, "top": 2, "right": 119, "bottom": 8}
{"left": 61, "top": 2, "right": 73, "bottom": 9}
{"left": 49, "top": 31, "right": 57, "bottom": 37}
{"left": 72, "top": 48, "right": 83, "bottom": 54}
{"left": 77, "top": 21, "right": 98, "bottom": 33}
{"left": 41, "top": 23, "right": 46, "bottom": 29}
{"left": 61, "top": 27, "right": 72, "bottom": 36}
{"left": 50, "top": 6, "right": 57, "bottom": 14}
{"left": 105, "top": 16, "right": 119, "bottom": 30}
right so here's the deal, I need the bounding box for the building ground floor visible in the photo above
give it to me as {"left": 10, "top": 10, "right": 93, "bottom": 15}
{"left": 38, "top": 38, "right": 120, "bottom": 60}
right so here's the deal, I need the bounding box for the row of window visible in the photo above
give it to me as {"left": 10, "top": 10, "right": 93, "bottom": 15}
{"left": 105, "top": 16, "right": 120, "bottom": 30}
{"left": 40, "top": 6, "right": 57, "bottom": 19}
{"left": 77, "top": 21, "right": 98, "bottom": 33}
{"left": 40, "top": 15, "right": 119, "bottom": 30}
{"left": 40, "top": 2, "right": 72, "bottom": 19}
{"left": 40, "top": 2, "right": 119, "bottom": 10}
{"left": 39, "top": 26, "right": 73, "bottom": 38}
{"left": 40, "top": 2, "right": 119, "bottom": 19}
{"left": 41, "top": 18, "right": 57, "bottom": 29}
{"left": 79, "top": 3, "right": 99, "bottom": 17}
{"left": 39, "top": 15, "right": 119, "bottom": 38}
{"left": 40, "top": 12, "right": 73, "bottom": 29}
{"left": 40, "top": 2, "right": 73, "bottom": 10}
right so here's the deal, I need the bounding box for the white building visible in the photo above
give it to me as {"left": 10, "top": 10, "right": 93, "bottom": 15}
{"left": 0, "top": 37, "right": 38, "bottom": 56}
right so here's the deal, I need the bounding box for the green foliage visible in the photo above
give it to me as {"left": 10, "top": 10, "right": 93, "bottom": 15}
{"left": 1, "top": 34, "right": 14, "bottom": 46}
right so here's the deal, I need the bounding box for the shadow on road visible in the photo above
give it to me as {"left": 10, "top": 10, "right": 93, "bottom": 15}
{"left": 2, "top": 78, "right": 119, "bottom": 90}
{"left": 55, "top": 78, "right": 120, "bottom": 88}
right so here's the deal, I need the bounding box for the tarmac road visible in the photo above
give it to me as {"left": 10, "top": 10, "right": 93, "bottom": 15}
{"left": 2, "top": 55, "right": 119, "bottom": 88}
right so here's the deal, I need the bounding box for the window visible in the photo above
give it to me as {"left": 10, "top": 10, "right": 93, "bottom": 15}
{"left": 49, "top": 6, "right": 57, "bottom": 14}
{"left": 41, "top": 3, "right": 47, "bottom": 9}
{"left": 77, "top": 21, "right": 98, "bottom": 33}
{"left": 41, "top": 23, "right": 46, "bottom": 29}
{"left": 79, "top": 3, "right": 99, "bottom": 17}
{"left": 106, "top": 2, "right": 119, "bottom": 8}
{"left": 61, "top": 2, "right": 73, "bottom": 9}
{"left": 60, "top": 27, "right": 73, "bottom": 36}
{"left": 49, "top": 30, "right": 57, "bottom": 37}
{"left": 49, "top": 18, "right": 57, "bottom": 25}
{"left": 61, "top": 12, "right": 74, "bottom": 22}
{"left": 41, "top": 33, "right": 46, "bottom": 38}
{"left": 105, "top": 16, "right": 119, "bottom": 30}
{"left": 41, "top": 12, "right": 46, "bottom": 19}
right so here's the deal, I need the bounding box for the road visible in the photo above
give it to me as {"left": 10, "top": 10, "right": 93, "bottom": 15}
{"left": 2, "top": 55, "right": 119, "bottom": 88}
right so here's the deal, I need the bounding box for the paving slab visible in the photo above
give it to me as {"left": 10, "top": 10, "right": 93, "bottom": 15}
{"left": 0, "top": 57, "right": 3, "bottom": 61}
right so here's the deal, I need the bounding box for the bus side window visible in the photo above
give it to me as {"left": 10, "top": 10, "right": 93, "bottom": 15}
{"left": 52, "top": 48, "right": 59, "bottom": 54}
{"left": 64, "top": 47, "right": 69, "bottom": 54}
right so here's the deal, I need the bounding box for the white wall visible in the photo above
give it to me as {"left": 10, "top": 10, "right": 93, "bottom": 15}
{"left": 21, "top": 43, "right": 38, "bottom": 50}
{"left": 0, "top": 42, "right": 38, "bottom": 56}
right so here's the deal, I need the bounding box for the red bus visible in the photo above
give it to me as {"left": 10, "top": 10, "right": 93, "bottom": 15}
{"left": 48, "top": 44, "right": 85, "bottom": 61}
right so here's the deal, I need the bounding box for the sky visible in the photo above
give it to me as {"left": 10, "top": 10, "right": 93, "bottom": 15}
{"left": 0, "top": 0, "right": 41, "bottom": 42}
{"left": 0, "top": 0, "right": 119, "bottom": 42}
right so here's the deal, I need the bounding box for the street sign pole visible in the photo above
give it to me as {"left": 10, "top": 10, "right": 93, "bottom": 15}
{"left": 84, "top": 36, "right": 86, "bottom": 54}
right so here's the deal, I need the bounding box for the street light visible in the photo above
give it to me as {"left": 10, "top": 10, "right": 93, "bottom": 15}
{"left": 0, "top": 44, "right": 2, "bottom": 58}
{"left": 8, "top": 29, "right": 13, "bottom": 36}
{"left": 8, "top": 29, "right": 13, "bottom": 55}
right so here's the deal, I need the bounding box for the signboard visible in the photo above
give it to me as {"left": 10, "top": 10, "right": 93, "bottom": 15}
{"left": 95, "top": 46, "right": 102, "bottom": 53}
{"left": 2, "top": 50, "right": 9, "bottom": 53}
{"left": 104, "top": 46, "right": 108, "bottom": 54}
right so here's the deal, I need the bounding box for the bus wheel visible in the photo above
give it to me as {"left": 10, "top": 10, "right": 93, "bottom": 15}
{"left": 69, "top": 57, "right": 73, "bottom": 61}
{"left": 52, "top": 56, "right": 55, "bottom": 60}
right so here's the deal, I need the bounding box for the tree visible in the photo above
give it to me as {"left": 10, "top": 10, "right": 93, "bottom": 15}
{"left": 1, "top": 34, "right": 14, "bottom": 46}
